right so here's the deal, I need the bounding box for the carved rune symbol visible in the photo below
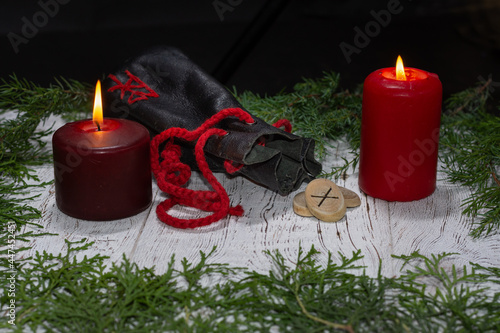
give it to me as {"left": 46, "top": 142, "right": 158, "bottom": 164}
{"left": 311, "top": 187, "right": 339, "bottom": 207}
{"left": 108, "top": 70, "right": 159, "bottom": 104}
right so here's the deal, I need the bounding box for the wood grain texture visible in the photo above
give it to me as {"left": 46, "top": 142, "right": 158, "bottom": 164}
{"left": 17, "top": 118, "right": 500, "bottom": 288}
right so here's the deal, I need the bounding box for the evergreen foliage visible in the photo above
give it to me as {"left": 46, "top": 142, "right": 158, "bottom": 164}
{"left": 1, "top": 240, "right": 499, "bottom": 332}
{"left": 0, "top": 75, "right": 91, "bottom": 264}
{"left": 439, "top": 79, "right": 500, "bottom": 237}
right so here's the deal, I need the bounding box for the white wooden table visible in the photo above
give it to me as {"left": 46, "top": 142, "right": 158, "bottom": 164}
{"left": 21, "top": 115, "right": 500, "bottom": 282}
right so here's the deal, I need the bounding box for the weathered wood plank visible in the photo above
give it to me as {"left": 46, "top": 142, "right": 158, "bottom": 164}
{"left": 17, "top": 116, "right": 500, "bottom": 286}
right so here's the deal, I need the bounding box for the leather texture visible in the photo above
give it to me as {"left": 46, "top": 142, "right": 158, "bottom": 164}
{"left": 102, "top": 46, "right": 321, "bottom": 195}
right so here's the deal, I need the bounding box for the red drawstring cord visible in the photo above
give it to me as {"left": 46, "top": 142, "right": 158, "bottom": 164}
{"left": 150, "top": 108, "right": 292, "bottom": 229}
{"left": 272, "top": 119, "right": 292, "bottom": 133}
{"left": 150, "top": 108, "right": 252, "bottom": 228}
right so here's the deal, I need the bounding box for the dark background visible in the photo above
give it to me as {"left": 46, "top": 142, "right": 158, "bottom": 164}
{"left": 1, "top": 0, "right": 499, "bottom": 100}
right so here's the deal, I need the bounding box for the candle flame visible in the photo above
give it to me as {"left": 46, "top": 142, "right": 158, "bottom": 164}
{"left": 93, "top": 80, "right": 103, "bottom": 131}
{"left": 396, "top": 55, "right": 407, "bottom": 81}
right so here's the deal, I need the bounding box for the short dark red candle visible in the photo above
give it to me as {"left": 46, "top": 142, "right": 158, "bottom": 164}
{"left": 52, "top": 118, "right": 152, "bottom": 220}
{"left": 358, "top": 63, "right": 442, "bottom": 201}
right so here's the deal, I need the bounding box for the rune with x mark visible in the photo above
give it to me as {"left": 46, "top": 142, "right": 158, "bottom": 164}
{"left": 311, "top": 187, "right": 339, "bottom": 207}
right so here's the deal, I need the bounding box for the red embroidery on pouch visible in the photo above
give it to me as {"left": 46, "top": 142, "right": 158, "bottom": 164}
{"left": 108, "top": 70, "right": 159, "bottom": 104}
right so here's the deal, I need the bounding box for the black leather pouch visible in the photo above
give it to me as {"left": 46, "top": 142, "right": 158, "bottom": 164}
{"left": 102, "top": 46, "right": 321, "bottom": 195}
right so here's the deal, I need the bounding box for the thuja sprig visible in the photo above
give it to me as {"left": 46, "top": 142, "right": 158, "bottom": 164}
{"left": 440, "top": 79, "right": 500, "bottom": 238}
{"left": 0, "top": 75, "right": 92, "bottom": 178}
{"left": 4, "top": 242, "right": 499, "bottom": 332}
{"left": 393, "top": 251, "right": 498, "bottom": 332}
{"left": 233, "top": 248, "right": 499, "bottom": 332}
{"left": 0, "top": 75, "right": 91, "bottom": 117}
{"left": 0, "top": 75, "right": 92, "bottom": 245}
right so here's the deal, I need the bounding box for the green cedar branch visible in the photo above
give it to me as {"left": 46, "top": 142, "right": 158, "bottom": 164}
{"left": 0, "top": 75, "right": 91, "bottom": 249}
{"left": 1, "top": 241, "right": 499, "bottom": 332}
{"left": 439, "top": 79, "right": 500, "bottom": 237}
{"left": 0, "top": 75, "right": 91, "bottom": 182}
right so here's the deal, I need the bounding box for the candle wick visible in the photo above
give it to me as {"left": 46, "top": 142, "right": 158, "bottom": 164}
{"left": 95, "top": 121, "right": 101, "bottom": 131}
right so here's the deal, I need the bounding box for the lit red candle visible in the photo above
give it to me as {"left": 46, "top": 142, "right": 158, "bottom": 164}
{"left": 52, "top": 81, "right": 152, "bottom": 220}
{"left": 358, "top": 56, "right": 442, "bottom": 201}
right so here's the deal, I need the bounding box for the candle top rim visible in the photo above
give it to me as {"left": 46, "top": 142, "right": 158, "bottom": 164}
{"left": 61, "top": 117, "right": 147, "bottom": 131}
{"left": 378, "top": 67, "right": 429, "bottom": 81}
{"left": 364, "top": 67, "right": 442, "bottom": 92}
{"left": 53, "top": 118, "right": 150, "bottom": 150}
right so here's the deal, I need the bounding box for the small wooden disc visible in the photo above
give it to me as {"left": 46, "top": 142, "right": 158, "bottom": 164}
{"left": 293, "top": 192, "right": 313, "bottom": 217}
{"left": 339, "top": 187, "right": 361, "bottom": 208}
{"left": 304, "top": 179, "right": 346, "bottom": 222}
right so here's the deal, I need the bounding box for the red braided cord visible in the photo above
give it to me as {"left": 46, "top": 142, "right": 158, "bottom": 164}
{"left": 273, "top": 119, "right": 292, "bottom": 133}
{"left": 151, "top": 108, "right": 252, "bottom": 229}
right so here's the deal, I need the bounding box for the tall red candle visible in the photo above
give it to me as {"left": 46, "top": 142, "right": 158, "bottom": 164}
{"left": 52, "top": 81, "right": 152, "bottom": 220}
{"left": 358, "top": 56, "right": 442, "bottom": 201}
